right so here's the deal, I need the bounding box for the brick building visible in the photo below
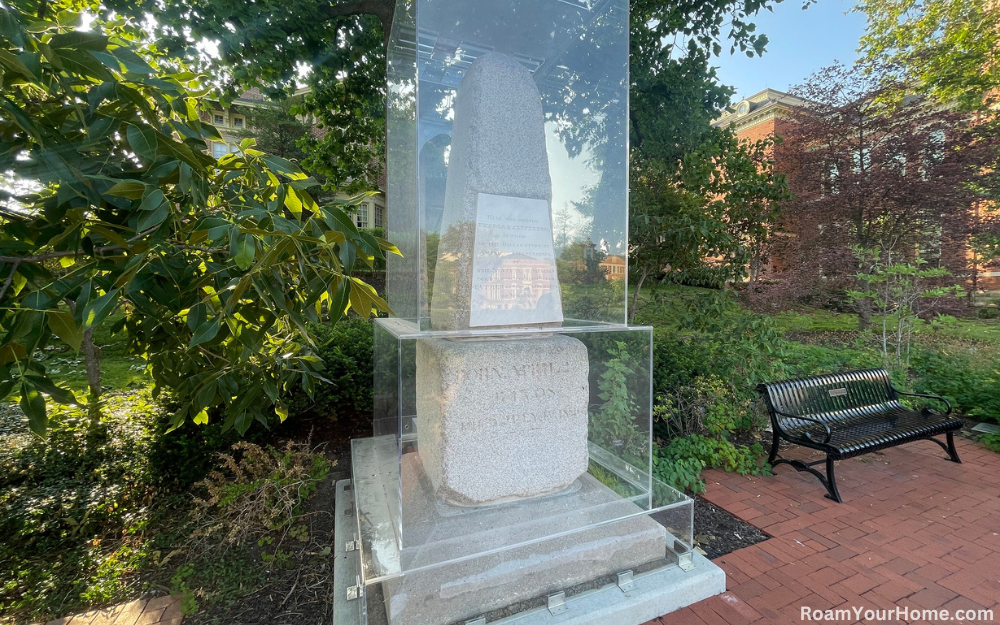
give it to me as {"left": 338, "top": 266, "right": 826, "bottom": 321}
{"left": 711, "top": 89, "right": 809, "bottom": 276}
{"left": 712, "top": 88, "right": 999, "bottom": 292}
{"left": 711, "top": 89, "right": 807, "bottom": 148}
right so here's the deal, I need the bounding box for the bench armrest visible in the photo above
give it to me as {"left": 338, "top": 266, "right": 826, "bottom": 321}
{"left": 772, "top": 409, "right": 833, "bottom": 444}
{"left": 893, "top": 389, "right": 952, "bottom": 417}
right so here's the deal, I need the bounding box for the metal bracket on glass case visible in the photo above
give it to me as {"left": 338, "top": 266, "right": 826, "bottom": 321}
{"left": 346, "top": 575, "right": 362, "bottom": 601}
{"left": 616, "top": 570, "right": 634, "bottom": 592}
{"left": 674, "top": 541, "right": 694, "bottom": 571}
{"left": 547, "top": 591, "right": 568, "bottom": 615}
{"left": 345, "top": 539, "right": 358, "bottom": 552}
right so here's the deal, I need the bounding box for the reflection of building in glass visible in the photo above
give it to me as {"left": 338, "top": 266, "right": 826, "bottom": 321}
{"left": 477, "top": 254, "right": 556, "bottom": 310}
{"left": 599, "top": 254, "right": 626, "bottom": 280}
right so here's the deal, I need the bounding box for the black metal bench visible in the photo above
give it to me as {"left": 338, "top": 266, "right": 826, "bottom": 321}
{"left": 756, "top": 369, "right": 963, "bottom": 502}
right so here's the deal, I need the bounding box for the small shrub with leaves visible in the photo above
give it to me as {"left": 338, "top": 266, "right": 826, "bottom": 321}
{"left": 976, "top": 306, "right": 999, "bottom": 320}
{"left": 910, "top": 349, "right": 1000, "bottom": 420}
{"left": 654, "top": 375, "right": 757, "bottom": 439}
{"left": 651, "top": 375, "right": 768, "bottom": 493}
{"left": 286, "top": 318, "right": 375, "bottom": 421}
{"left": 655, "top": 435, "right": 766, "bottom": 494}
{"left": 192, "top": 442, "right": 332, "bottom": 547}
{"left": 589, "top": 341, "right": 648, "bottom": 463}
{"left": 0, "top": 392, "right": 164, "bottom": 621}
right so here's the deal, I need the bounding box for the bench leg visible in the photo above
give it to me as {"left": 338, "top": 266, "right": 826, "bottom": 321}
{"left": 946, "top": 431, "right": 962, "bottom": 463}
{"left": 824, "top": 457, "right": 842, "bottom": 503}
{"left": 767, "top": 429, "right": 780, "bottom": 465}
{"left": 771, "top": 456, "right": 844, "bottom": 503}
{"left": 927, "top": 432, "right": 962, "bottom": 463}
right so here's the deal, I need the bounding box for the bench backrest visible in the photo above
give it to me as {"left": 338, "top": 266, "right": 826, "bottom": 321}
{"left": 757, "top": 369, "right": 899, "bottom": 432}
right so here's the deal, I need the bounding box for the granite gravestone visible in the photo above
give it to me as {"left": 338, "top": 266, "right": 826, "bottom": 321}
{"left": 430, "top": 52, "right": 563, "bottom": 331}
{"left": 416, "top": 52, "right": 589, "bottom": 506}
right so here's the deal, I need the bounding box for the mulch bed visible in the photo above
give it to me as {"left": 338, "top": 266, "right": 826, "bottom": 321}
{"left": 184, "top": 415, "right": 364, "bottom": 625}
{"left": 693, "top": 495, "right": 769, "bottom": 559}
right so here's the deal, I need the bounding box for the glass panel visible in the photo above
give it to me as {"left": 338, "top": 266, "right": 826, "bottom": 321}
{"left": 385, "top": 0, "right": 420, "bottom": 323}
{"left": 385, "top": 0, "right": 629, "bottom": 328}
{"left": 365, "top": 0, "right": 679, "bottom": 599}
{"left": 361, "top": 321, "right": 691, "bottom": 584}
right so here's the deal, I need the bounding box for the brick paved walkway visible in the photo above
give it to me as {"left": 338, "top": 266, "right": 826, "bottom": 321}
{"left": 653, "top": 437, "right": 1000, "bottom": 625}
{"left": 43, "top": 596, "right": 183, "bottom": 625}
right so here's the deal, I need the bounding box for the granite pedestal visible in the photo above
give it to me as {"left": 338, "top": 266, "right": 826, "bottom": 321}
{"left": 416, "top": 334, "right": 590, "bottom": 506}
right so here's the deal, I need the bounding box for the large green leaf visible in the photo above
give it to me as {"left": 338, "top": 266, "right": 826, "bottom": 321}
{"left": 25, "top": 374, "right": 77, "bottom": 405}
{"left": 105, "top": 180, "right": 147, "bottom": 199}
{"left": 46, "top": 310, "right": 82, "bottom": 351}
{"left": 48, "top": 31, "right": 109, "bottom": 51}
{"left": 19, "top": 382, "right": 47, "bottom": 436}
{"left": 233, "top": 234, "right": 256, "bottom": 270}
{"left": 137, "top": 201, "right": 170, "bottom": 231}
{"left": 126, "top": 123, "right": 157, "bottom": 161}
{"left": 189, "top": 318, "right": 221, "bottom": 348}
{"left": 81, "top": 288, "right": 119, "bottom": 330}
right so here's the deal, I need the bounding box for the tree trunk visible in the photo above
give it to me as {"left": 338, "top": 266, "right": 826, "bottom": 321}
{"left": 81, "top": 328, "right": 103, "bottom": 428}
{"left": 628, "top": 267, "right": 650, "bottom": 324}
{"left": 857, "top": 297, "right": 872, "bottom": 331}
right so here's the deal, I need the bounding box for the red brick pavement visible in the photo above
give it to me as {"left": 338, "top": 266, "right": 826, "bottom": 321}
{"left": 652, "top": 438, "right": 1000, "bottom": 624}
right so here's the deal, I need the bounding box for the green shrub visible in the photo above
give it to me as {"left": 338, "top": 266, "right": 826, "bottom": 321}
{"left": 148, "top": 412, "right": 255, "bottom": 487}
{"left": 286, "top": 318, "right": 374, "bottom": 421}
{"left": 977, "top": 306, "right": 1000, "bottom": 320}
{"left": 0, "top": 393, "right": 161, "bottom": 620}
{"left": 647, "top": 290, "right": 786, "bottom": 396}
{"left": 652, "top": 331, "right": 711, "bottom": 393}
{"left": 652, "top": 374, "right": 768, "bottom": 493}
{"left": 981, "top": 434, "right": 1000, "bottom": 453}
{"left": 654, "top": 375, "right": 756, "bottom": 439}
{"left": 782, "top": 342, "right": 882, "bottom": 379}
{"left": 910, "top": 348, "right": 1000, "bottom": 421}
{"left": 655, "top": 435, "right": 766, "bottom": 493}
{"left": 590, "top": 341, "right": 648, "bottom": 463}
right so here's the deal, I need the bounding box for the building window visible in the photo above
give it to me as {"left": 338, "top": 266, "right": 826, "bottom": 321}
{"left": 822, "top": 162, "right": 840, "bottom": 196}
{"left": 922, "top": 129, "right": 946, "bottom": 179}
{"left": 233, "top": 116, "right": 244, "bottom": 129}
{"left": 212, "top": 142, "right": 228, "bottom": 159}
{"left": 355, "top": 204, "right": 369, "bottom": 228}
{"left": 230, "top": 144, "right": 240, "bottom": 154}
{"left": 213, "top": 113, "right": 225, "bottom": 125}
{"left": 374, "top": 203, "right": 384, "bottom": 228}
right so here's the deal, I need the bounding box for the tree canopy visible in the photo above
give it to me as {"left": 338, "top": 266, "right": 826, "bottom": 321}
{"left": 95, "top": 0, "right": 788, "bottom": 190}
{"left": 773, "top": 62, "right": 995, "bottom": 318}
{"left": 0, "top": 3, "right": 395, "bottom": 435}
{"left": 855, "top": 0, "right": 999, "bottom": 111}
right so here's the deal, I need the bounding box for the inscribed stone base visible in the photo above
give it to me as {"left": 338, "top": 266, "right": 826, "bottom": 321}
{"left": 415, "top": 334, "right": 589, "bottom": 506}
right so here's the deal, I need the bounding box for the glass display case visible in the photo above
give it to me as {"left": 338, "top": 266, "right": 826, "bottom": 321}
{"left": 363, "top": 319, "right": 693, "bottom": 585}
{"left": 355, "top": 0, "right": 699, "bottom": 623}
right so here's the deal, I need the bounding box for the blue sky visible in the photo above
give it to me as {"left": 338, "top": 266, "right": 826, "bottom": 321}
{"left": 713, "top": 0, "right": 868, "bottom": 101}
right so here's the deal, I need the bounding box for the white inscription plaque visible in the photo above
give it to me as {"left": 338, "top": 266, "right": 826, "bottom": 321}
{"left": 469, "top": 193, "right": 564, "bottom": 327}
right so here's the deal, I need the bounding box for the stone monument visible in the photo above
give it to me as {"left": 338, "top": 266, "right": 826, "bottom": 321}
{"left": 430, "top": 52, "right": 563, "bottom": 331}
{"left": 417, "top": 52, "right": 590, "bottom": 506}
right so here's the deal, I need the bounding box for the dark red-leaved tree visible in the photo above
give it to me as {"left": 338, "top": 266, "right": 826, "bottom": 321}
{"left": 772, "top": 62, "right": 995, "bottom": 327}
